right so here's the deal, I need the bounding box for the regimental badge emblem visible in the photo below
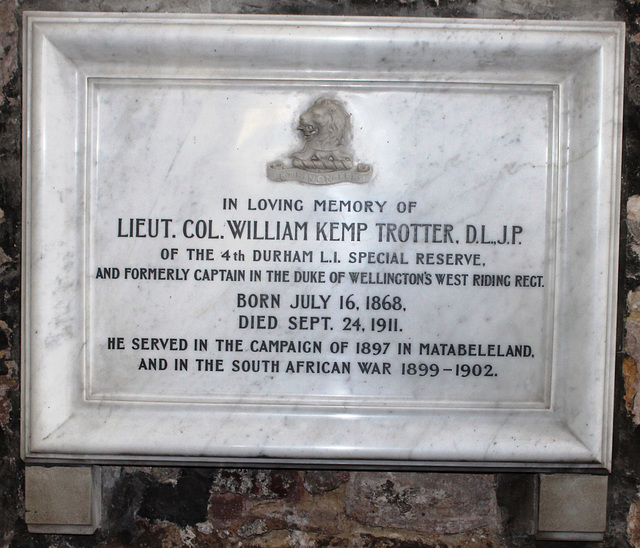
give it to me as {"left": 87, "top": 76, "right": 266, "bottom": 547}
{"left": 267, "top": 97, "right": 373, "bottom": 185}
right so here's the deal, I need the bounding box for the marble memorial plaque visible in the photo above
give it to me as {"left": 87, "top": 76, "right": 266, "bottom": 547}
{"left": 22, "top": 13, "right": 624, "bottom": 468}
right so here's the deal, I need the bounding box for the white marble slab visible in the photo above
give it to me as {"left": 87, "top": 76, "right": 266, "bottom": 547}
{"left": 22, "top": 13, "right": 624, "bottom": 468}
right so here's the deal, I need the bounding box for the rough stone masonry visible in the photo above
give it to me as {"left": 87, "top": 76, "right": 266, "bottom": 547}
{"left": 3, "top": 0, "right": 640, "bottom": 546}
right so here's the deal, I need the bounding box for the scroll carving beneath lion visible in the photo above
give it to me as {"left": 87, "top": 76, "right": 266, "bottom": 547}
{"left": 267, "top": 97, "right": 373, "bottom": 185}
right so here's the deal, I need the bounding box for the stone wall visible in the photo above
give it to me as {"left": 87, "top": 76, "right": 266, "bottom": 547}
{"left": 1, "top": 0, "right": 638, "bottom": 546}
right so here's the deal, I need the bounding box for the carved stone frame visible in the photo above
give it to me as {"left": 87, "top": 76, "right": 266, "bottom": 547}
{"left": 22, "top": 13, "right": 624, "bottom": 469}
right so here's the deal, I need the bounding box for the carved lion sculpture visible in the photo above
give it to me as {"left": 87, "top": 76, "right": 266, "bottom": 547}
{"left": 291, "top": 98, "right": 353, "bottom": 172}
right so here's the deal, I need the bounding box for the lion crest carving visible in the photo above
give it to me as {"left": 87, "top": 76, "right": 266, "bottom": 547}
{"left": 267, "top": 97, "right": 372, "bottom": 185}
{"left": 291, "top": 98, "right": 353, "bottom": 172}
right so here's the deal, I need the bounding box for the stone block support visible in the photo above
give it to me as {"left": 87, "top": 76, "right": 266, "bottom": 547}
{"left": 25, "top": 466, "right": 101, "bottom": 535}
{"left": 536, "top": 473, "right": 608, "bottom": 541}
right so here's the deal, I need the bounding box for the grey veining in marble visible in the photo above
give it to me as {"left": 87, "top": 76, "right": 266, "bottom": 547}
{"left": 22, "top": 13, "right": 624, "bottom": 469}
